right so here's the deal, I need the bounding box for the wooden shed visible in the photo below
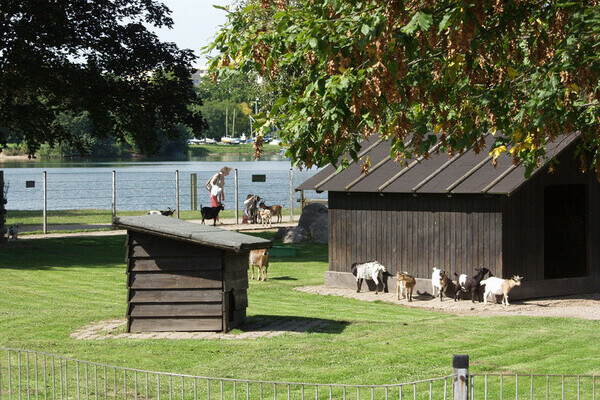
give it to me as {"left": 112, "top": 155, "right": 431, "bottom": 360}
{"left": 297, "top": 134, "right": 600, "bottom": 299}
{"left": 113, "top": 215, "right": 271, "bottom": 332}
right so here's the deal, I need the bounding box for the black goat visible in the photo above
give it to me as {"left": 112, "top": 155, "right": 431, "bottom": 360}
{"left": 454, "top": 267, "right": 492, "bottom": 302}
{"left": 200, "top": 204, "right": 225, "bottom": 226}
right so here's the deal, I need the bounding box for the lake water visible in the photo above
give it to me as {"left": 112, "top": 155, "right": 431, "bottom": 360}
{"left": 0, "top": 154, "right": 325, "bottom": 212}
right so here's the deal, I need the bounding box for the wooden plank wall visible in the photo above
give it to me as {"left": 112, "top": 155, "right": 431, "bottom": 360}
{"left": 222, "top": 254, "right": 250, "bottom": 332}
{"left": 503, "top": 150, "right": 600, "bottom": 282}
{"left": 329, "top": 192, "right": 503, "bottom": 279}
{"left": 126, "top": 232, "right": 225, "bottom": 332}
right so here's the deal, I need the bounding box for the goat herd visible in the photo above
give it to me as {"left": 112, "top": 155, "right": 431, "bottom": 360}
{"left": 147, "top": 195, "right": 283, "bottom": 227}
{"left": 352, "top": 261, "right": 523, "bottom": 306}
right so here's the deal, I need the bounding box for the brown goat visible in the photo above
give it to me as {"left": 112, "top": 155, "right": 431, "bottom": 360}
{"left": 439, "top": 271, "right": 458, "bottom": 301}
{"left": 259, "top": 201, "right": 282, "bottom": 223}
{"left": 249, "top": 249, "right": 270, "bottom": 281}
{"left": 396, "top": 272, "right": 416, "bottom": 302}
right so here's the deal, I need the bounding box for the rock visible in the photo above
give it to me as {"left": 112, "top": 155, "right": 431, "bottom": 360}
{"left": 298, "top": 203, "right": 328, "bottom": 231}
{"left": 282, "top": 226, "right": 308, "bottom": 244}
{"left": 309, "top": 218, "right": 328, "bottom": 243}
{"left": 274, "top": 227, "right": 288, "bottom": 241}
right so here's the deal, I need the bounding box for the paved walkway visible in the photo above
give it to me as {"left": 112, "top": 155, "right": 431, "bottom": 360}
{"left": 20, "top": 217, "right": 297, "bottom": 239}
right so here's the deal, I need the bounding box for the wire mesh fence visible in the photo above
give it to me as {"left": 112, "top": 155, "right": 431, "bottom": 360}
{"left": 2, "top": 167, "right": 325, "bottom": 233}
{"left": 0, "top": 349, "right": 453, "bottom": 400}
{"left": 4, "top": 169, "right": 323, "bottom": 212}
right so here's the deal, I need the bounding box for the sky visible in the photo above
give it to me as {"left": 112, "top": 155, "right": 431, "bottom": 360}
{"left": 152, "top": 0, "right": 234, "bottom": 67}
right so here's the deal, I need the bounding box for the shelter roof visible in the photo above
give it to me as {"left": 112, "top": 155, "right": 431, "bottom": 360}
{"left": 296, "top": 134, "right": 580, "bottom": 195}
{"left": 113, "top": 215, "right": 272, "bottom": 252}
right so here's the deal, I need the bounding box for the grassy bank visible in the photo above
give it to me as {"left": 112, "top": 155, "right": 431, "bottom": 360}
{"left": 187, "top": 143, "right": 283, "bottom": 156}
{"left": 2, "top": 142, "right": 284, "bottom": 158}
{"left": 2, "top": 234, "right": 600, "bottom": 385}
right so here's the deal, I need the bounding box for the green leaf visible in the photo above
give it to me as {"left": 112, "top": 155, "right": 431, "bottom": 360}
{"left": 361, "top": 24, "right": 370, "bottom": 36}
{"left": 309, "top": 37, "right": 318, "bottom": 48}
{"left": 438, "top": 13, "right": 452, "bottom": 34}
{"left": 417, "top": 12, "right": 433, "bottom": 31}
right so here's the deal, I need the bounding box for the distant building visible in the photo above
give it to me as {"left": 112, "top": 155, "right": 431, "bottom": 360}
{"left": 192, "top": 65, "right": 209, "bottom": 85}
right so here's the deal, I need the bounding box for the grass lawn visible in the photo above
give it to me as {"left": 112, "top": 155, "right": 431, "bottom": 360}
{"left": 1, "top": 234, "right": 600, "bottom": 386}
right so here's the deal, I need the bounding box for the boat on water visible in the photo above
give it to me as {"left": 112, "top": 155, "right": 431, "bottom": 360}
{"left": 220, "top": 136, "right": 241, "bottom": 145}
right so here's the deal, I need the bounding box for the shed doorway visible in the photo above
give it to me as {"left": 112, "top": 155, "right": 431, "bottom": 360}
{"left": 544, "top": 184, "right": 587, "bottom": 279}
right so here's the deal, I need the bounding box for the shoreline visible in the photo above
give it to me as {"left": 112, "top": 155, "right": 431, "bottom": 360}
{"left": 0, "top": 152, "right": 30, "bottom": 161}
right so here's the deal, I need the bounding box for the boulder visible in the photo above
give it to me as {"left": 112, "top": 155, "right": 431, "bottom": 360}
{"left": 274, "top": 227, "right": 288, "bottom": 241}
{"left": 309, "top": 218, "right": 328, "bottom": 243}
{"left": 298, "top": 203, "right": 328, "bottom": 231}
{"left": 282, "top": 226, "right": 308, "bottom": 244}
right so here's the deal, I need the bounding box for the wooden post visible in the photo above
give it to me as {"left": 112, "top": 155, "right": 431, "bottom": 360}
{"left": 112, "top": 170, "right": 116, "bottom": 220}
{"left": 289, "top": 168, "right": 294, "bottom": 222}
{"left": 234, "top": 169, "right": 239, "bottom": 224}
{"left": 175, "top": 170, "right": 180, "bottom": 219}
{"left": 190, "top": 173, "right": 197, "bottom": 211}
{"left": 43, "top": 171, "right": 47, "bottom": 234}
{"left": 453, "top": 355, "right": 469, "bottom": 400}
{"left": 0, "top": 171, "right": 6, "bottom": 243}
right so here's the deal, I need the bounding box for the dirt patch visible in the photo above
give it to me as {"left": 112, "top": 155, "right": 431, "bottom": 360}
{"left": 71, "top": 316, "right": 336, "bottom": 340}
{"left": 295, "top": 286, "right": 600, "bottom": 320}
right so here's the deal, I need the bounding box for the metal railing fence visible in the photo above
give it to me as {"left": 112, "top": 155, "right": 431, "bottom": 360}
{"left": 1, "top": 349, "right": 597, "bottom": 400}
{"left": 470, "top": 373, "right": 598, "bottom": 400}
{"left": 0, "top": 349, "right": 453, "bottom": 400}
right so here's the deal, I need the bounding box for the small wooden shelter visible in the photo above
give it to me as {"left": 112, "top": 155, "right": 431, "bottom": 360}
{"left": 113, "top": 215, "right": 271, "bottom": 332}
{"left": 297, "top": 134, "right": 600, "bottom": 299}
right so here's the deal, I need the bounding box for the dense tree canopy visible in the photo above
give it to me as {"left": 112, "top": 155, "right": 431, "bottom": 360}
{"left": 196, "top": 72, "right": 265, "bottom": 140}
{"left": 210, "top": 0, "right": 600, "bottom": 177}
{"left": 1, "top": 0, "right": 206, "bottom": 156}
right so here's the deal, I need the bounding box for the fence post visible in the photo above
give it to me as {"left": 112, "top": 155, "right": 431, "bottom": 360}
{"left": 112, "top": 171, "right": 116, "bottom": 220}
{"left": 234, "top": 169, "right": 239, "bottom": 224}
{"left": 0, "top": 170, "right": 6, "bottom": 243}
{"left": 175, "top": 170, "right": 180, "bottom": 219}
{"left": 453, "top": 355, "right": 469, "bottom": 400}
{"left": 289, "top": 168, "right": 294, "bottom": 222}
{"left": 190, "top": 173, "right": 197, "bottom": 211}
{"left": 43, "top": 171, "right": 47, "bottom": 234}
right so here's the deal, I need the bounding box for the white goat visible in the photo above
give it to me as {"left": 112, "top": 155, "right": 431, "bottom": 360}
{"left": 351, "top": 261, "right": 390, "bottom": 294}
{"left": 481, "top": 275, "right": 523, "bottom": 305}
{"left": 431, "top": 267, "right": 444, "bottom": 297}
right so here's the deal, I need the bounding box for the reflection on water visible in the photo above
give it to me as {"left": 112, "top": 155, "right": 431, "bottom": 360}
{"left": 0, "top": 153, "right": 285, "bottom": 168}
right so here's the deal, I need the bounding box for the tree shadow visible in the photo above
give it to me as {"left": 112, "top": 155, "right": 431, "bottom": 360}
{"left": 237, "top": 314, "right": 349, "bottom": 334}
{"left": 1, "top": 236, "right": 125, "bottom": 270}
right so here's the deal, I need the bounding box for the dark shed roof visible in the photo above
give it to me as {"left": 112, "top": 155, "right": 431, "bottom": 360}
{"left": 113, "top": 215, "right": 272, "bottom": 252}
{"left": 296, "top": 134, "right": 580, "bottom": 195}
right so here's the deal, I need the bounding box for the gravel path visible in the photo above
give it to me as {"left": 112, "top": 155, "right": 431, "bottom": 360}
{"left": 295, "top": 286, "right": 600, "bottom": 320}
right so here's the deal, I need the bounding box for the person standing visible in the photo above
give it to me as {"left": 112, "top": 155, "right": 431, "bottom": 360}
{"left": 205, "top": 167, "right": 232, "bottom": 222}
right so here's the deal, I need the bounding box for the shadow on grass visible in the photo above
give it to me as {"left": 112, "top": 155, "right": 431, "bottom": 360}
{"left": 0, "top": 236, "right": 125, "bottom": 270}
{"left": 238, "top": 314, "right": 349, "bottom": 334}
{"left": 269, "top": 276, "right": 298, "bottom": 281}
